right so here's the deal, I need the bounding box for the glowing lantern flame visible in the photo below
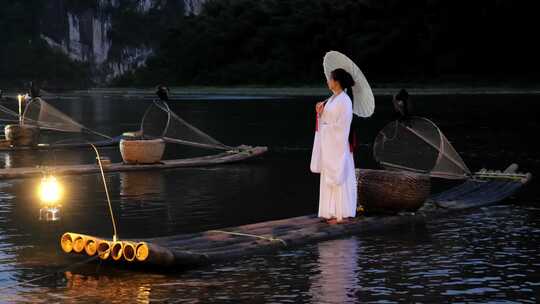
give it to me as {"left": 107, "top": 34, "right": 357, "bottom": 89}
{"left": 38, "top": 175, "right": 63, "bottom": 205}
{"left": 18, "top": 94, "right": 22, "bottom": 124}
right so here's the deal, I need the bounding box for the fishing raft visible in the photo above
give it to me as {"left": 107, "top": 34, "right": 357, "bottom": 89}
{"left": 0, "top": 97, "right": 117, "bottom": 151}
{"left": 0, "top": 97, "right": 269, "bottom": 178}
{"left": 0, "top": 146, "right": 267, "bottom": 179}
{"left": 60, "top": 117, "right": 532, "bottom": 268}
{"left": 60, "top": 165, "right": 531, "bottom": 269}
{"left": 0, "top": 136, "right": 121, "bottom": 151}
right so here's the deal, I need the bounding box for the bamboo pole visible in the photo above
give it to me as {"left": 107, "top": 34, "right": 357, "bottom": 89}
{"left": 97, "top": 240, "right": 112, "bottom": 260}
{"left": 72, "top": 234, "right": 89, "bottom": 253}
{"left": 135, "top": 242, "right": 175, "bottom": 266}
{"left": 111, "top": 241, "right": 124, "bottom": 261}
{"left": 84, "top": 237, "right": 99, "bottom": 256}
{"left": 165, "top": 216, "right": 318, "bottom": 248}
{"left": 60, "top": 233, "right": 76, "bottom": 253}
{"left": 122, "top": 241, "right": 137, "bottom": 262}
{"left": 61, "top": 233, "right": 101, "bottom": 255}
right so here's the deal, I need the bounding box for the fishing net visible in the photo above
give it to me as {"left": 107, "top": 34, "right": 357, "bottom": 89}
{"left": 373, "top": 117, "right": 471, "bottom": 179}
{"left": 0, "top": 104, "right": 21, "bottom": 123}
{"left": 140, "top": 100, "right": 230, "bottom": 150}
{"left": 22, "top": 98, "right": 111, "bottom": 139}
{"left": 23, "top": 98, "right": 83, "bottom": 132}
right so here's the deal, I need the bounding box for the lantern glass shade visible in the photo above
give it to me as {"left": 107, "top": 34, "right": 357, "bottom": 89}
{"left": 38, "top": 175, "right": 63, "bottom": 205}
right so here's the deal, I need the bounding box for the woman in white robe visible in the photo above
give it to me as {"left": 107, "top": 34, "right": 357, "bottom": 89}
{"left": 310, "top": 68, "right": 357, "bottom": 224}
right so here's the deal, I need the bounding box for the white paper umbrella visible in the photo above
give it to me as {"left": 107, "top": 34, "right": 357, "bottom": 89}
{"left": 323, "top": 51, "right": 375, "bottom": 117}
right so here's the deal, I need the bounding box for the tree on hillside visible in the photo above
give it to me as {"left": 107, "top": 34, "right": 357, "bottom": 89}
{"left": 122, "top": 0, "right": 538, "bottom": 86}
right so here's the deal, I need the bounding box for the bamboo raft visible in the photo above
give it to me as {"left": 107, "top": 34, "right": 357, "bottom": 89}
{"left": 61, "top": 166, "right": 531, "bottom": 269}
{"left": 0, "top": 136, "right": 121, "bottom": 151}
{"left": 0, "top": 146, "right": 267, "bottom": 179}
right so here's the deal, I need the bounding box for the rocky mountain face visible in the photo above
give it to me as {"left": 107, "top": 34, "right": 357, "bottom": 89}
{"left": 39, "top": 0, "right": 205, "bottom": 84}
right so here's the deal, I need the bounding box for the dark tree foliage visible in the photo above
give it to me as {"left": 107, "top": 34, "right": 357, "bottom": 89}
{"left": 121, "top": 0, "right": 538, "bottom": 86}
{"left": 1, "top": 0, "right": 537, "bottom": 87}
{"left": 108, "top": 0, "right": 186, "bottom": 56}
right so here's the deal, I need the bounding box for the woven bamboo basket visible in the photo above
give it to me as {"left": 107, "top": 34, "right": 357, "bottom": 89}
{"left": 4, "top": 124, "right": 40, "bottom": 146}
{"left": 356, "top": 169, "right": 430, "bottom": 214}
{"left": 119, "top": 138, "right": 165, "bottom": 164}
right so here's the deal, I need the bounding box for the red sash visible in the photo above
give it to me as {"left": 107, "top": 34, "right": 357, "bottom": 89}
{"left": 349, "top": 130, "right": 357, "bottom": 153}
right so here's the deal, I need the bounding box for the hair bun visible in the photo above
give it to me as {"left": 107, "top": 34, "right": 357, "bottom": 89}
{"left": 344, "top": 73, "right": 355, "bottom": 88}
{"left": 331, "top": 68, "right": 355, "bottom": 89}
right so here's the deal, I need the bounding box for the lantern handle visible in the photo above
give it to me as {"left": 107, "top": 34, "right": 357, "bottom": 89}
{"left": 90, "top": 143, "right": 118, "bottom": 242}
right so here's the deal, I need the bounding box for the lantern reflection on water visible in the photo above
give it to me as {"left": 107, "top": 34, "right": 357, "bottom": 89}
{"left": 38, "top": 175, "right": 63, "bottom": 222}
{"left": 39, "top": 206, "right": 61, "bottom": 221}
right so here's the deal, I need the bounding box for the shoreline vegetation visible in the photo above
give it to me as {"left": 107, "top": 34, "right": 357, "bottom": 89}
{"left": 113, "top": 0, "right": 538, "bottom": 90}
{"left": 88, "top": 86, "right": 540, "bottom": 96}
{"left": 2, "top": 1, "right": 537, "bottom": 93}
{"left": 3, "top": 86, "right": 540, "bottom": 99}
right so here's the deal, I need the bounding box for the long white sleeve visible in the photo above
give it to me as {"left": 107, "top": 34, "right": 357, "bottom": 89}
{"left": 310, "top": 129, "right": 322, "bottom": 173}
{"left": 321, "top": 95, "right": 353, "bottom": 186}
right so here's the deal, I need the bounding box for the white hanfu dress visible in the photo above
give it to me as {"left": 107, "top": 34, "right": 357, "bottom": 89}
{"left": 310, "top": 92, "right": 357, "bottom": 220}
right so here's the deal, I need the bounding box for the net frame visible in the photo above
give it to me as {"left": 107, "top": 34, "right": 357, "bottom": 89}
{"left": 21, "top": 98, "right": 112, "bottom": 139}
{"left": 373, "top": 117, "right": 471, "bottom": 179}
{"left": 0, "top": 104, "right": 21, "bottom": 123}
{"left": 140, "top": 100, "right": 231, "bottom": 151}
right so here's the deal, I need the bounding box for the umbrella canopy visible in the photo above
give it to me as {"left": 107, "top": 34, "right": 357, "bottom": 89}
{"left": 323, "top": 51, "right": 375, "bottom": 117}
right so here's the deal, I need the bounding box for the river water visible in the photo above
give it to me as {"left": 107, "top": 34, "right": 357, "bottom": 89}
{"left": 0, "top": 92, "right": 538, "bottom": 303}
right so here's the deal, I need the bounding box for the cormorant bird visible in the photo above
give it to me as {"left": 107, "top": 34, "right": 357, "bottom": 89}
{"left": 29, "top": 81, "right": 41, "bottom": 98}
{"left": 156, "top": 84, "right": 170, "bottom": 101}
{"left": 392, "top": 89, "right": 412, "bottom": 121}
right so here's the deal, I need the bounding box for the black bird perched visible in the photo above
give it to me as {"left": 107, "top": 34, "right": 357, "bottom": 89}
{"left": 29, "top": 81, "right": 41, "bottom": 98}
{"left": 392, "top": 89, "right": 412, "bottom": 121}
{"left": 156, "top": 84, "right": 170, "bottom": 101}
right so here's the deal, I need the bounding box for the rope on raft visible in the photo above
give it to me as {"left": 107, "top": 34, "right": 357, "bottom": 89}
{"left": 208, "top": 230, "right": 287, "bottom": 246}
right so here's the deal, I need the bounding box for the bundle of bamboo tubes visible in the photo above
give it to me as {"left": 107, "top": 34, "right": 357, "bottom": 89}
{"left": 60, "top": 232, "right": 175, "bottom": 266}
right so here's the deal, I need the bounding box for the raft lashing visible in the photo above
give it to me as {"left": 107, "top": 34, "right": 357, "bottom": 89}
{"left": 60, "top": 165, "right": 531, "bottom": 269}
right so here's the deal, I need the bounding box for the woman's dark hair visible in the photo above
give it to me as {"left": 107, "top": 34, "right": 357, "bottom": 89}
{"left": 331, "top": 68, "right": 357, "bottom": 149}
{"left": 331, "top": 68, "right": 355, "bottom": 101}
